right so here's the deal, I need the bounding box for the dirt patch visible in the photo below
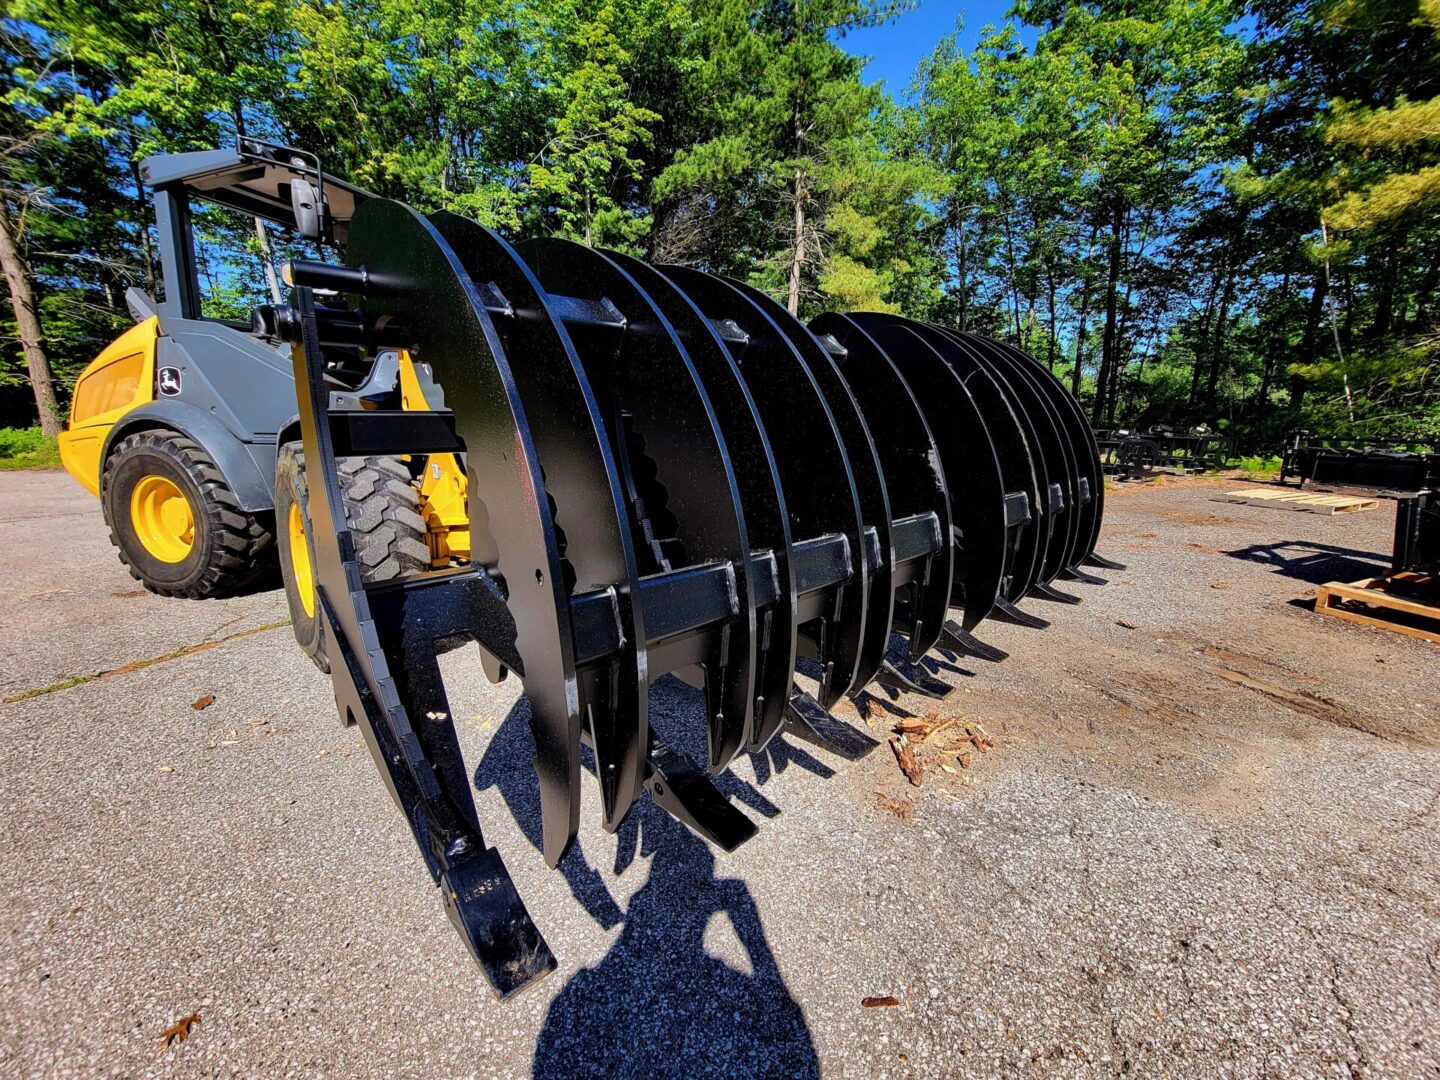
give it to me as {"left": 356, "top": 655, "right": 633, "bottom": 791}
{"left": 1156, "top": 508, "right": 1244, "bottom": 528}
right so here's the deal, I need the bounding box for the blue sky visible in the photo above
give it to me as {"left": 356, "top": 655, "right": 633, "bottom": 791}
{"left": 840, "top": 1, "right": 1019, "bottom": 97}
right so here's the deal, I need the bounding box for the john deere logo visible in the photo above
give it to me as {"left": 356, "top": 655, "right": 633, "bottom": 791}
{"left": 158, "top": 367, "right": 182, "bottom": 396}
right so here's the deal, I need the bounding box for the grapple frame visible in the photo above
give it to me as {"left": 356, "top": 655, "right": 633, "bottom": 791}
{"left": 279, "top": 199, "right": 1120, "bottom": 997}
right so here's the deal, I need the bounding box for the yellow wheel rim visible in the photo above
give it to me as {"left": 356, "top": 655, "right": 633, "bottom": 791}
{"left": 288, "top": 502, "right": 316, "bottom": 618}
{"left": 130, "top": 475, "right": 195, "bottom": 563}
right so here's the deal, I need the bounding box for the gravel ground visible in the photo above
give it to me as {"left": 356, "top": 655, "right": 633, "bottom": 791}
{"left": 0, "top": 469, "right": 1436, "bottom": 1079}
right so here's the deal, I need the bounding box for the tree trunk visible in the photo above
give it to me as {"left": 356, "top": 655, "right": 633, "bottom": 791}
{"left": 1091, "top": 201, "right": 1125, "bottom": 426}
{"left": 951, "top": 220, "right": 969, "bottom": 331}
{"left": 1205, "top": 263, "right": 1236, "bottom": 406}
{"left": 1045, "top": 260, "right": 1058, "bottom": 371}
{"left": 0, "top": 198, "right": 62, "bottom": 437}
{"left": 1294, "top": 264, "right": 1329, "bottom": 409}
{"left": 1070, "top": 235, "right": 1097, "bottom": 397}
{"left": 126, "top": 129, "right": 158, "bottom": 294}
{"left": 787, "top": 167, "right": 805, "bottom": 316}
{"left": 254, "top": 219, "right": 283, "bottom": 305}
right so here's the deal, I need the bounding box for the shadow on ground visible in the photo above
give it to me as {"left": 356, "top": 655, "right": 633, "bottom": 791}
{"left": 1225, "top": 539, "right": 1388, "bottom": 585}
{"left": 473, "top": 678, "right": 822, "bottom": 1079}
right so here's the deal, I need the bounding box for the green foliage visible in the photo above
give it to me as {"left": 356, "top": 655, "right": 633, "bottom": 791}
{"left": 0, "top": 0, "right": 1434, "bottom": 444}
{"left": 0, "top": 425, "right": 59, "bottom": 468}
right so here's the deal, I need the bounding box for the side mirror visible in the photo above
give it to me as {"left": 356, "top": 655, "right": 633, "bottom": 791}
{"left": 291, "top": 177, "right": 324, "bottom": 240}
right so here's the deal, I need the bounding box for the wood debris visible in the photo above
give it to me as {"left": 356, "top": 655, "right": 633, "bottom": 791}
{"left": 190, "top": 693, "right": 216, "bottom": 711}
{"left": 889, "top": 736, "right": 923, "bottom": 786}
{"left": 874, "top": 792, "right": 915, "bottom": 820}
{"left": 862, "top": 996, "right": 902, "bottom": 1008}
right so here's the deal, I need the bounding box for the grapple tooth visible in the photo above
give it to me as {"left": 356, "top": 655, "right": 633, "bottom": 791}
{"left": 991, "top": 596, "right": 1052, "bottom": 630}
{"left": 1029, "top": 582, "right": 1084, "bottom": 605}
{"left": 876, "top": 658, "right": 952, "bottom": 700}
{"left": 280, "top": 195, "right": 1118, "bottom": 997}
{"left": 1086, "top": 552, "right": 1129, "bottom": 571}
{"left": 1060, "top": 567, "right": 1108, "bottom": 586}
{"left": 784, "top": 685, "right": 880, "bottom": 761}
{"left": 940, "top": 619, "right": 1009, "bottom": 663}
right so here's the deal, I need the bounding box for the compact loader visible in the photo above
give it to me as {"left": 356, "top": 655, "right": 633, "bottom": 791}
{"left": 61, "top": 141, "right": 1122, "bottom": 998}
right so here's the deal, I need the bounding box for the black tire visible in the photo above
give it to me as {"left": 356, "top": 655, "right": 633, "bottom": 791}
{"left": 274, "top": 443, "right": 329, "bottom": 673}
{"left": 102, "top": 430, "right": 274, "bottom": 598}
{"left": 274, "top": 444, "right": 431, "bottom": 674}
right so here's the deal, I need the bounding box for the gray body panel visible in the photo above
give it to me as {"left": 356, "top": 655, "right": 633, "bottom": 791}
{"left": 103, "top": 314, "right": 298, "bottom": 513}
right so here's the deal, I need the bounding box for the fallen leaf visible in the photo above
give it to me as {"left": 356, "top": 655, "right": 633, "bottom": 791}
{"left": 1209, "top": 582, "right": 1229, "bottom": 590}
{"left": 158, "top": 765, "right": 174, "bottom": 774}
{"left": 246, "top": 718, "right": 269, "bottom": 727}
{"left": 1115, "top": 619, "right": 1137, "bottom": 630}
{"left": 957, "top": 750, "right": 974, "bottom": 769}
{"left": 191, "top": 694, "right": 216, "bottom": 711}
{"left": 940, "top": 763, "right": 957, "bottom": 775}
{"left": 862, "top": 996, "right": 901, "bottom": 1008}
{"left": 890, "top": 737, "right": 923, "bottom": 786}
{"left": 158, "top": 1011, "right": 201, "bottom": 1050}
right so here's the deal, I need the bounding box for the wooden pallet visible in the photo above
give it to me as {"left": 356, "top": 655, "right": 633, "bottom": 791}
{"left": 1212, "top": 488, "right": 1378, "bottom": 515}
{"left": 1315, "top": 574, "right": 1440, "bottom": 644}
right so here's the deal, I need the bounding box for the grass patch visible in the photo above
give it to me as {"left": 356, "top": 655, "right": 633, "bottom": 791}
{"left": 0, "top": 426, "right": 62, "bottom": 470}
{"left": 1229, "top": 455, "right": 1283, "bottom": 477}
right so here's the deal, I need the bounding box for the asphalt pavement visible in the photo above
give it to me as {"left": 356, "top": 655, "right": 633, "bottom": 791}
{"left": 1, "top": 470, "right": 1436, "bottom": 1078}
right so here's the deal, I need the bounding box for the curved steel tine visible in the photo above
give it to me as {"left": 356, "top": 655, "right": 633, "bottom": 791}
{"left": 603, "top": 251, "right": 797, "bottom": 754}
{"left": 718, "top": 283, "right": 897, "bottom": 676}
{"left": 934, "top": 327, "right": 1079, "bottom": 585}
{"left": 517, "top": 238, "right": 756, "bottom": 774}
{"left": 809, "top": 312, "right": 954, "bottom": 669}
{"left": 956, "top": 334, "right": 1088, "bottom": 578}
{"left": 430, "top": 214, "right": 651, "bottom": 835}
{"left": 659, "top": 265, "right": 869, "bottom": 709}
{"left": 857, "top": 315, "right": 1043, "bottom": 604}
{"left": 845, "top": 315, "right": 1008, "bottom": 633}
{"left": 906, "top": 326, "right": 1045, "bottom": 600}
{"left": 345, "top": 203, "right": 599, "bottom": 868}
{"left": 963, "top": 333, "right": 1094, "bottom": 570}
{"left": 979, "top": 336, "right": 1106, "bottom": 564}
{"left": 929, "top": 329, "right": 1058, "bottom": 601}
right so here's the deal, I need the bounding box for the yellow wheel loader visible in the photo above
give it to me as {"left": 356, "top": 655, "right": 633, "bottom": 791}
{"left": 59, "top": 140, "right": 468, "bottom": 671}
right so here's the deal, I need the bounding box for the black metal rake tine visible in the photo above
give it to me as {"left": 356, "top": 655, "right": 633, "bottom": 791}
{"left": 844, "top": 315, "right": 1009, "bottom": 633}
{"left": 517, "top": 238, "right": 757, "bottom": 774}
{"left": 783, "top": 685, "right": 881, "bottom": 761}
{"left": 1060, "top": 567, "right": 1108, "bottom": 586}
{"left": 991, "top": 596, "right": 1052, "bottom": 629}
{"left": 808, "top": 313, "right": 956, "bottom": 673}
{"left": 1085, "top": 552, "right": 1128, "bottom": 571}
{"left": 875, "top": 658, "right": 952, "bottom": 700}
{"left": 435, "top": 213, "right": 654, "bottom": 846}
{"left": 940, "top": 619, "right": 1009, "bottom": 663}
{"left": 606, "top": 252, "right": 798, "bottom": 754}
{"left": 1029, "top": 582, "right": 1083, "bottom": 605}
{"left": 660, "top": 264, "right": 869, "bottom": 710}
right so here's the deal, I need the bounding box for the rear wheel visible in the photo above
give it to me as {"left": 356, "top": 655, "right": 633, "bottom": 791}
{"left": 102, "top": 430, "right": 274, "bottom": 598}
{"left": 275, "top": 444, "right": 430, "bottom": 673}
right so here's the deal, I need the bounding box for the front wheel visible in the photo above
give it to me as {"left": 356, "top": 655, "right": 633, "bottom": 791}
{"left": 275, "top": 444, "right": 431, "bottom": 674}
{"left": 102, "top": 430, "right": 274, "bottom": 598}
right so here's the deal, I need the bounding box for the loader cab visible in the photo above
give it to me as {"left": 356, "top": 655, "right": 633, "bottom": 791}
{"left": 61, "top": 140, "right": 378, "bottom": 514}
{"left": 141, "top": 140, "right": 367, "bottom": 327}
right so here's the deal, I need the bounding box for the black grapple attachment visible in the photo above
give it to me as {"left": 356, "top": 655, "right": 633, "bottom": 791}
{"left": 277, "top": 199, "right": 1121, "bottom": 998}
